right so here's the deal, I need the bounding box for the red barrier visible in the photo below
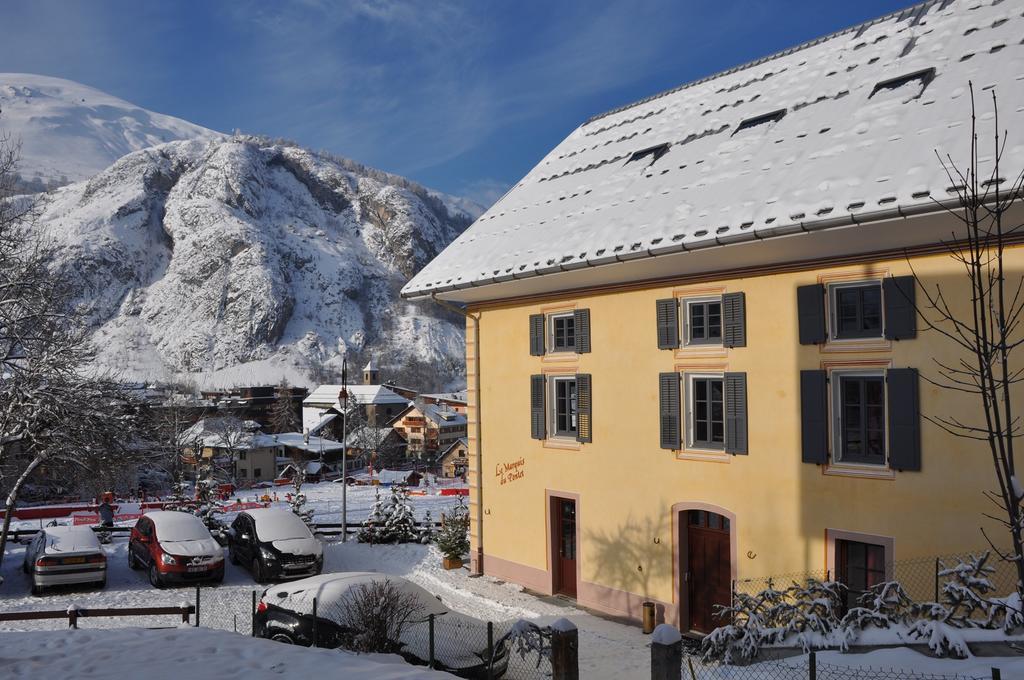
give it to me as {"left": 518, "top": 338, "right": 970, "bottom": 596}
{"left": 72, "top": 513, "right": 142, "bottom": 526}
{"left": 439, "top": 488, "right": 470, "bottom": 496}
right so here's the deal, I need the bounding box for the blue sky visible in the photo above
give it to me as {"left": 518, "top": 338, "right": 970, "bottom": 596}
{"left": 1, "top": 0, "right": 916, "bottom": 206}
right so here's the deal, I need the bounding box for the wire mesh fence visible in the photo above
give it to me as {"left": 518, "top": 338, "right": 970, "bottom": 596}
{"left": 194, "top": 584, "right": 258, "bottom": 636}
{"left": 683, "top": 652, "right": 998, "bottom": 680}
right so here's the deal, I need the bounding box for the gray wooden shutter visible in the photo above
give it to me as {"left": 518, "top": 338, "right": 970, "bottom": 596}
{"left": 887, "top": 368, "right": 921, "bottom": 471}
{"left": 659, "top": 372, "right": 681, "bottom": 450}
{"left": 656, "top": 299, "right": 680, "bottom": 349}
{"left": 800, "top": 370, "right": 828, "bottom": 464}
{"left": 797, "top": 284, "right": 827, "bottom": 345}
{"left": 529, "top": 314, "right": 545, "bottom": 356}
{"left": 724, "top": 372, "right": 748, "bottom": 454}
{"left": 530, "top": 374, "right": 546, "bottom": 439}
{"left": 574, "top": 308, "right": 591, "bottom": 354}
{"left": 723, "top": 292, "right": 747, "bottom": 348}
{"left": 576, "top": 373, "right": 592, "bottom": 443}
{"left": 884, "top": 276, "right": 917, "bottom": 340}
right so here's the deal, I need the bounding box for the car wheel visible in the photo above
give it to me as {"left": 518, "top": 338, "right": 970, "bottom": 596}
{"left": 228, "top": 543, "right": 239, "bottom": 565}
{"left": 252, "top": 558, "right": 264, "bottom": 584}
{"left": 30, "top": 583, "right": 43, "bottom": 596}
{"left": 211, "top": 568, "right": 224, "bottom": 584}
{"left": 127, "top": 548, "right": 138, "bottom": 570}
{"left": 149, "top": 564, "right": 164, "bottom": 589}
{"left": 269, "top": 631, "right": 296, "bottom": 645}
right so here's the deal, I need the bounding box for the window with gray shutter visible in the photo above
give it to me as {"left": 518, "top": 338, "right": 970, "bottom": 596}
{"left": 800, "top": 370, "right": 828, "bottom": 463}
{"left": 724, "top": 372, "right": 748, "bottom": 454}
{"left": 798, "top": 284, "right": 826, "bottom": 345}
{"left": 529, "top": 315, "right": 545, "bottom": 355}
{"left": 576, "top": 373, "right": 592, "bottom": 443}
{"left": 883, "top": 276, "right": 917, "bottom": 340}
{"left": 659, "top": 372, "right": 681, "bottom": 450}
{"left": 574, "top": 309, "right": 591, "bottom": 354}
{"left": 887, "top": 368, "right": 921, "bottom": 470}
{"left": 723, "top": 293, "right": 747, "bottom": 348}
{"left": 530, "top": 374, "right": 546, "bottom": 439}
{"left": 656, "top": 299, "right": 680, "bottom": 349}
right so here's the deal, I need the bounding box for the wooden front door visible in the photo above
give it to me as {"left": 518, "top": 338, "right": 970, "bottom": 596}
{"left": 552, "top": 498, "right": 577, "bottom": 598}
{"left": 686, "top": 510, "right": 732, "bottom": 634}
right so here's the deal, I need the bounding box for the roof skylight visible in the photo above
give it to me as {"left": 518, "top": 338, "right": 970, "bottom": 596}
{"left": 626, "top": 143, "right": 670, "bottom": 166}
{"left": 733, "top": 109, "right": 787, "bottom": 135}
{"left": 869, "top": 67, "right": 937, "bottom": 100}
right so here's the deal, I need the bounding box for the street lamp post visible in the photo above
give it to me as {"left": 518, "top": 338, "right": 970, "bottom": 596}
{"left": 340, "top": 356, "right": 349, "bottom": 542}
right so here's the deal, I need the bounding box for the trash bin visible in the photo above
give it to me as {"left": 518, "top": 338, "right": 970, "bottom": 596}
{"left": 642, "top": 601, "right": 656, "bottom": 634}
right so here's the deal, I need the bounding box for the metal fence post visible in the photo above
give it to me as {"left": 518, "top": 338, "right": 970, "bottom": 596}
{"left": 312, "top": 597, "right": 318, "bottom": 648}
{"left": 934, "top": 557, "right": 941, "bottom": 602}
{"left": 809, "top": 651, "right": 816, "bottom": 680}
{"left": 195, "top": 585, "right": 201, "bottom": 627}
{"left": 251, "top": 590, "right": 257, "bottom": 637}
{"left": 486, "top": 621, "right": 494, "bottom": 680}
{"left": 992, "top": 668, "right": 1001, "bottom": 680}
{"left": 428, "top": 614, "right": 436, "bottom": 669}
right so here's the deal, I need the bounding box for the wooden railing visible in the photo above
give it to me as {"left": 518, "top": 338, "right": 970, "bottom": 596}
{"left": 0, "top": 604, "right": 196, "bottom": 628}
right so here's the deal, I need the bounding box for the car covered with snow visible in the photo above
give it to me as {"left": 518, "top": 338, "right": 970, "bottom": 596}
{"left": 254, "top": 572, "right": 508, "bottom": 678}
{"left": 128, "top": 511, "right": 224, "bottom": 587}
{"left": 22, "top": 525, "right": 107, "bottom": 594}
{"left": 227, "top": 508, "right": 323, "bottom": 583}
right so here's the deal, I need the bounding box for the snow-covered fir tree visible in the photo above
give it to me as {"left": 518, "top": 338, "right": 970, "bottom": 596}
{"left": 384, "top": 486, "right": 417, "bottom": 544}
{"left": 357, "top": 487, "right": 390, "bottom": 543}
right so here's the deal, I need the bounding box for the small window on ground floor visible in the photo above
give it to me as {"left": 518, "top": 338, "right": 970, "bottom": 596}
{"left": 254, "top": 468, "right": 262, "bottom": 478}
{"left": 837, "top": 539, "right": 886, "bottom": 610}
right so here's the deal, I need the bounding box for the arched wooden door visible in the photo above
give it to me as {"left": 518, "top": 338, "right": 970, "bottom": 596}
{"left": 685, "top": 509, "right": 731, "bottom": 633}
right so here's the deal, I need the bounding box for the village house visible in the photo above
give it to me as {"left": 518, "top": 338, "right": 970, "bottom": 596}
{"left": 437, "top": 437, "right": 470, "bottom": 478}
{"left": 302, "top": 380, "right": 410, "bottom": 437}
{"left": 401, "top": 1, "right": 1024, "bottom": 633}
{"left": 180, "top": 418, "right": 279, "bottom": 483}
{"left": 389, "top": 402, "right": 468, "bottom": 460}
{"left": 419, "top": 391, "right": 468, "bottom": 414}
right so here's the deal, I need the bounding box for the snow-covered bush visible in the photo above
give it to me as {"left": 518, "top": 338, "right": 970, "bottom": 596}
{"left": 843, "top": 581, "right": 915, "bottom": 631}
{"left": 356, "top": 485, "right": 419, "bottom": 544}
{"left": 289, "top": 492, "right": 314, "bottom": 526}
{"left": 435, "top": 496, "right": 470, "bottom": 560}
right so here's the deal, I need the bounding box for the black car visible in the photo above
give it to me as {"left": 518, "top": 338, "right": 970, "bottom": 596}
{"left": 255, "top": 572, "right": 509, "bottom": 679}
{"left": 227, "top": 508, "right": 322, "bottom": 583}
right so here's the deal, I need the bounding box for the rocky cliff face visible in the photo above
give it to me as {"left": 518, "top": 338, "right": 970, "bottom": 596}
{"left": 35, "top": 136, "right": 475, "bottom": 388}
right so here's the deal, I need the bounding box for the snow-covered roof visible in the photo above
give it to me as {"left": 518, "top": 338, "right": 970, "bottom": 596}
{"left": 304, "top": 384, "right": 408, "bottom": 407}
{"left": 263, "top": 432, "right": 347, "bottom": 453}
{"left": 403, "top": 0, "right": 1024, "bottom": 302}
{"left": 41, "top": 525, "right": 102, "bottom": 554}
{"left": 181, "top": 418, "right": 267, "bottom": 449}
{"left": 420, "top": 391, "right": 467, "bottom": 404}
{"left": 421, "top": 403, "right": 467, "bottom": 427}
{"left": 307, "top": 412, "right": 337, "bottom": 435}
{"left": 364, "top": 358, "right": 378, "bottom": 371}
{"left": 439, "top": 437, "right": 470, "bottom": 459}
{"left": 345, "top": 426, "right": 399, "bottom": 447}
{"left": 376, "top": 469, "right": 422, "bottom": 484}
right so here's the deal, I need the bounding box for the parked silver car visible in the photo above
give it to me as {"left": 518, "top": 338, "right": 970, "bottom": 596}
{"left": 22, "top": 525, "right": 107, "bottom": 595}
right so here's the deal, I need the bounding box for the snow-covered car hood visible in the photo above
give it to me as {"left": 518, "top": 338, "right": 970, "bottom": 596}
{"left": 160, "top": 538, "right": 222, "bottom": 557}
{"left": 271, "top": 537, "right": 321, "bottom": 556}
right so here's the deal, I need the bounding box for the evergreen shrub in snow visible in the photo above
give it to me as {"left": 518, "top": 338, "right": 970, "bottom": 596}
{"left": 435, "top": 496, "right": 470, "bottom": 560}
{"left": 356, "top": 485, "right": 419, "bottom": 544}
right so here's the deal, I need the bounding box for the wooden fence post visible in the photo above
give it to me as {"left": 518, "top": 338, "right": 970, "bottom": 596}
{"left": 67, "top": 606, "right": 78, "bottom": 629}
{"left": 550, "top": 618, "right": 579, "bottom": 680}
{"left": 650, "top": 624, "right": 682, "bottom": 680}
{"left": 809, "top": 651, "right": 817, "bottom": 680}
{"left": 992, "top": 668, "right": 1001, "bottom": 680}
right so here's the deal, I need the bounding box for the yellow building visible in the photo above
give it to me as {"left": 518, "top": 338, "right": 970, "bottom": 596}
{"left": 402, "top": 1, "right": 1024, "bottom": 632}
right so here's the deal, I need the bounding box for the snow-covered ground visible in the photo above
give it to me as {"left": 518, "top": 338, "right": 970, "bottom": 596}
{"left": 4, "top": 482, "right": 1024, "bottom": 678}
{"left": 2, "top": 627, "right": 444, "bottom": 679}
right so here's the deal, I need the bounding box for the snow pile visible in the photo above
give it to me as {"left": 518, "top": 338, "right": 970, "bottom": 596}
{"left": 0, "top": 627, "right": 444, "bottom": 679}
{"left": 0, "top": 73, "right": 219, "bottom": 189}
{"left": 404, "top": 0, "right": 1024, "bottom": 298}
{"left": 30, "top": 134, "right": 476, "bottom": 386}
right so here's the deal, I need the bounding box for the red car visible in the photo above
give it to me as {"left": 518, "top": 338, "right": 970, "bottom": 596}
{"left": 128, "top": 511, "right": 224, "bottom": 587}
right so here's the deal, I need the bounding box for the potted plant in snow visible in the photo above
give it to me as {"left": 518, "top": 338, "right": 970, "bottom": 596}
{"left": 435, "top": 499, "right": 469, "bottom": 570}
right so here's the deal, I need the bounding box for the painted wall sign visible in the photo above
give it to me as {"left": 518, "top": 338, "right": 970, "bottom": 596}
{"left": 496, "top": 457, "right": 525, "bottom": 485}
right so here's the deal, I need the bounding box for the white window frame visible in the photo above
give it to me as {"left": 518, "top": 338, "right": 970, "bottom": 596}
{"left": 829, "top": 368, "right": 888, "bottom": 468}
{"left": 827, "top": 280, "right": 884, "bottom": 342}
{"left": 684, "top": 371, "right": 726, "bottom": 451}
{"left": 547, "top": 312, "right": 576, "bottom": 353}
{"left": 682, "top": 296, "right": 724, "bottom": 347}
{"left": 549, "top": 375, "right": 578, "bottom": 439}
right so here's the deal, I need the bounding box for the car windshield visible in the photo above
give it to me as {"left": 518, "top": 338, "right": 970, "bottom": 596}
{"left": 253, "top": 511, "right": 312, "bottom": 542}
{"left": 152, "top": 513, "right": 211, "bottom": 542}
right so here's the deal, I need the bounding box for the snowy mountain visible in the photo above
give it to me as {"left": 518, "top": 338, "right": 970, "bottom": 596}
{"left": 0, "top": 73, "right": 219, "bottom": 190}
{"left": 33, "top": 135, "right": 476, "bottom": 389}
